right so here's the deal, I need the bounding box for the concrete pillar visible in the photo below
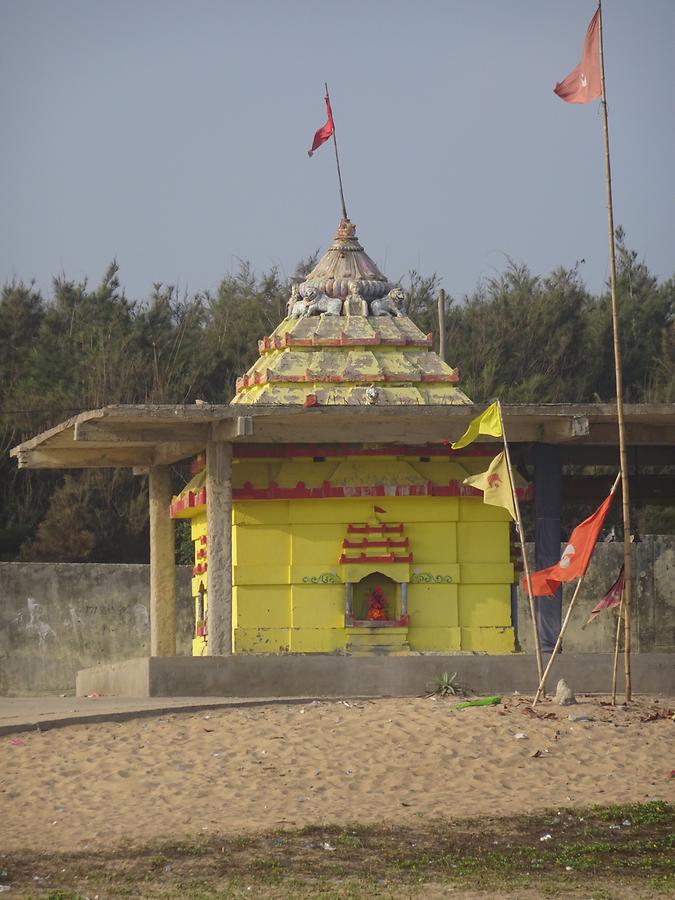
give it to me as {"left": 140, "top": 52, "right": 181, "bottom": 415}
{"left": 345, "top": 582, "right": 353, "bottom": 622}
{"left": 206, "top": 438, "right": 233, "bottom": 655}
{"left": 148, "top": 465, "right": 176, "bottom": 656}
{"left": 534, "top": 443, "right": 563, "bottom": 652}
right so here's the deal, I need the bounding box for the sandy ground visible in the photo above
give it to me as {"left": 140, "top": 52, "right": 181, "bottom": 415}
{"left": 1, "top": 693, "right": 673, "bottom": 853}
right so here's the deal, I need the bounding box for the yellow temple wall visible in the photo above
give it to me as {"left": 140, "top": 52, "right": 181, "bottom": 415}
{"left": 177, "top": 454, "right": 518, "bottom": 656}
{"left": 230, "top": 492, "right": 514, "bottom": 655}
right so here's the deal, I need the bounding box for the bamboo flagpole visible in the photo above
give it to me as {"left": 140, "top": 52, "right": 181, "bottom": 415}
{"left": 611, "top": 587, "right": 625, "bottom": 704}
{"left": 532, "top": 471, "right": 622, "bottom": 708}
{"left": 496, "top": 401, "right": 544, "bottom": 687}
{"left": 598, "top": 0, "right": 633, "bottom": 702}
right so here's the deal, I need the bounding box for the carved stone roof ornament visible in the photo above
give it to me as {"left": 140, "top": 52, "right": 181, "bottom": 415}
{"left": 297, "top": 218, "right": 393, "bottom": 305}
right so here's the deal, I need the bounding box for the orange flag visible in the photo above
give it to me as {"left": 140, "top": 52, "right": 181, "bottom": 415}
{"left": 554, "top": 8, "right": 601, "bottom": 104}
{"left": 525, "top": 487, "right": 617, "bottom": 596}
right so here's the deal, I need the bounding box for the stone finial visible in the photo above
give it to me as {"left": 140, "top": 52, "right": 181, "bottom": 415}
{"left": 337, "top": 218, "right": 356, "bottom": 240}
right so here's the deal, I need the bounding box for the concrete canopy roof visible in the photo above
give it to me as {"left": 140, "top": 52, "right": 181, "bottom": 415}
{"left": 10, "top": 402, "right": 675, "bottom": 471}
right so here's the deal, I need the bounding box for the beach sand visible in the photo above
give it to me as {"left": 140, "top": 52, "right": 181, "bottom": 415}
{"left": 1, "top": 693, "right": 673, "bottom": 853}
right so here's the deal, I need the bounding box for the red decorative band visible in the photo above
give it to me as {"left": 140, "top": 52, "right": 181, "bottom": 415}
{"left": 342, "top": 538, "right": 408, "bottom": 549}
{"left": 347, "top": 523, "right": 404, "bottom": 534}
{"left": 339, "top": 552, "right": 413, "bottom": 564}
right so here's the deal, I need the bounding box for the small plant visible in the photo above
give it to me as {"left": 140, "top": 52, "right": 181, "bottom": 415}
{"left": 426, "top": 671, "right": 462, "bottom": 697}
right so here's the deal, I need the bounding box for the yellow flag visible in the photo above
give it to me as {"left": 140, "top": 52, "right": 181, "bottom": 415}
{"left": 451, "top": 402, "right": 502, "bottom": 450}
{"left": 463, "top": 451, "right": 515, "bottom": 520}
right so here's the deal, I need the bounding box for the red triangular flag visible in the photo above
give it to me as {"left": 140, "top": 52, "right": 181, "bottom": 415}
{"left": 374, "top": 505, "right": 386, "bottom": 514}
{"left": 554, "top": 8, "right": 602, "bottom": 104}
{"left": 586, "top": 566, "right": 624, "bottom": 625}
{"left": 308, "top": 94, "right": 335, "bottom": 157}
{"left": 525, "top": 486, "right": 617, "bottom": 596}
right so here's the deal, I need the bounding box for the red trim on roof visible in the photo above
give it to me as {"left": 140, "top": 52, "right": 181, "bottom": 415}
{"left": 240, "top": 370, "right": 462, "bottom": 386}
{"left": 170, "top": 486, "right": 207, "bottom": 517}
{"left": 420, "top": 371, "right": 459, "bottom": 383}
{"left": 256, "top": 332, "right": 433, "bottom": 350}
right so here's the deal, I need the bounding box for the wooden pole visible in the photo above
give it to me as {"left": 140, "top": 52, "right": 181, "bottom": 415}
{"left": 611, "top": 587, "right": 625, "bottom": 704}
{"left": 598, "top": 0, "right": 633, "bottom": 702}
{"left": 148, "top": 465, "right": 176, "bottom": 656}
{"left": 532, "top": 470, "right": 622, "bottom": 707}
{"left": 497, "top": 401, "right": 544, "bottom": 687}
{"left": 325, "top": 82, "right": 348, "bottom": 221}
{"left": 437, "top": 289, "right": 447, "bottom": 362}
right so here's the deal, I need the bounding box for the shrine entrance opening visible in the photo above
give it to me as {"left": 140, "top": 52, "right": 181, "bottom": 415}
{"left": 344, "top": 570, "right": 411, "bottom": 654}
{"left": 353, "top": 572, "right": 399, "bottom": 623}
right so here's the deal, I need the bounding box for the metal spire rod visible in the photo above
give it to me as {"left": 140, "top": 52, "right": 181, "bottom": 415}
{"left": 325, "top": 82, "right": 348, "bottom": 220}
{"left": 598, "top": 0, "right": 633, "bottom": 702}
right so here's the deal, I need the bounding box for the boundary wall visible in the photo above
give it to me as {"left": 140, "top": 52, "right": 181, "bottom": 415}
{"left": 1, "top": 538, "right": 673, "bottom": 695}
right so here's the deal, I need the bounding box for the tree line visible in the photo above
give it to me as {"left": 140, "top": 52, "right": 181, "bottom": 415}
{"left": 1, "top": 229, "right": 672, "bottom": 562}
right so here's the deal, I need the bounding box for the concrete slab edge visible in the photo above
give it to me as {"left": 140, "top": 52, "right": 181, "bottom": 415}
{"left": 0, "top": 695, "right": 382, "bottom": 738}
{"left": 72, "top": 653, "right": 675, "bottom": 699}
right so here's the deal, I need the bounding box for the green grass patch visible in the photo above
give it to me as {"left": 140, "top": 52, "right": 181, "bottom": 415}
{"left": 3, "top": 802, "right": 672, "bottom": 898}
{"left": 592, "top": 799, "right": 672, "bottom": 826}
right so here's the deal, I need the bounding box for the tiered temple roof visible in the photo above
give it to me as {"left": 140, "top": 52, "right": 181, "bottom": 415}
{"left": 231, "top": 219, "right": 471, "bottom": 407}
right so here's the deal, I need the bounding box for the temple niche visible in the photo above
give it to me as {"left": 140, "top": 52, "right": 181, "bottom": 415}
{"left": 171, "top": 219, "right": 531, "bottom": 656}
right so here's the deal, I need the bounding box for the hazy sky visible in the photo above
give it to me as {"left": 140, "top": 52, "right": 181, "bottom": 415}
{"left": 1, "top": 0, "right": 674, "bottom": 304}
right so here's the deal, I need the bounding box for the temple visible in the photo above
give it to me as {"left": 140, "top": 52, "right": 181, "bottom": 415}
{"left": 10, "top": 216, "right": 674, "bottom": 683}
{"left": 170, "top": 218, "right": 528, "bottom": 656}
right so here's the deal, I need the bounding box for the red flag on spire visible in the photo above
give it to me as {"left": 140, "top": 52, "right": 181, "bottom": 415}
{"left": 524, "top": 487, "right": 617, "bottom": 596}
{"left": 308, "top": 94, "right": 335, "bottom": 157}
{"left": 554, "top": 8, "right": 602, "bottom": 104}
